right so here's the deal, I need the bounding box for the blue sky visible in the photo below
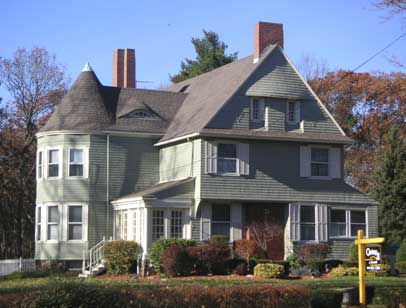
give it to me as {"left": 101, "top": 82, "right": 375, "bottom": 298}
{"left": 1, "top": 0, "right": 405, "bottom": 92}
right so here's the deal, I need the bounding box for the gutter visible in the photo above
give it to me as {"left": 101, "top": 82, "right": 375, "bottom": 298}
{"left": 154, "top": 133, "right": 200, "bottom": 147}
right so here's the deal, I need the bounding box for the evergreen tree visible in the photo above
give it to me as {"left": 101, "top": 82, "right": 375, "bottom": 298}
{"left": 170, "top": 30, "right": 237, "bottom": 83}
{"left": 372, "top": 125, "right": 406, "bottom": 243}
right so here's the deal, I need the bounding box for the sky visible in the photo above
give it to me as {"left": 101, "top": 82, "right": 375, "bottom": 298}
{"left": 1, "top": 0, "right": 405, "bottom": 94}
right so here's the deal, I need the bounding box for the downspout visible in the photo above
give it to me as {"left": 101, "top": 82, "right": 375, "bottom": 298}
{"left": 106, "top": 134, "right": 110, "bottom": 238}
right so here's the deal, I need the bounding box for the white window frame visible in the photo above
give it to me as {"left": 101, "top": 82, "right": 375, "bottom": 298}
{"left": 329, "top": 208, "right": 367, "bottom": 239}
{"left": 46, "top": 205, "right": 61, "bottom": 242}
{"left": 114, "top": 210, "right": 128, "bottom": 240}
{"left": 211, "top": 204, "right": 231, "bottom": 239}
{"left": 152, "top": 210, "right": 165, "bottom": 242}
{"left": 310, "top": 146, "right": 330, "bottom": 179}
{"left": 299, "top": 204, "right": 316, "bottom": 242}
{"left": 36, "top": 206, "right": 42, "bottom": 241}
{"left": 217, "top": 142, "right": 239, "bottom": 176}
{"left": 170, "top": 210, "right": 183, "bottom": 238}
{"left": 45, "top": 147, "right": 62, "bottom": 179}
{"left": 37, "top": 150, "right": 44, "bottom": 180}
{"left": 67, "top": 147, "right": 88, "bottom": 179}
{"left": 251, "top": 98, "right": 265, "bottom": 122}
{"left": 286, "top": 101, "right": 300, "bottom": 124}
{"left": 67, "top": 205, "right": 84, "bottom": 242}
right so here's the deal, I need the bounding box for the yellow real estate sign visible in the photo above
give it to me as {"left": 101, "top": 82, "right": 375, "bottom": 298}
{"left": 354, "top": 230, "right": 385, "bottom": 308}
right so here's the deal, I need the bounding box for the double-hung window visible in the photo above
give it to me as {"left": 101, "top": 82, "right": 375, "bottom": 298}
{"left": 69, "top": 148, "right": 84, "bottom": 177}
{"left": 300, "top": 206, "right": 315, "bottom": 241}
{"left": 170, "top": 210, "right": 183, "bottom": 238}
{"left": 211, "top": 204, "right": 230, "bottom": 238}
{"left": 287, "top": 101, "right": 300, "bottom": 123}
{"left": 251, "top": 98, "right": 265, "bottom": 121}
{"left": 152, "top": 210, "right": 165, "bottom": 242}
{"left": 37, "top": 151, "right": 43, "bottom": 179}
{"left": 330, "top": 209, "right": 346, "bottom": 237}
{"left": 217, "top": 144, "right": 237, "bottom": 174}
{"left": 47, "top": 206, "right": 59, "bottom": 241}
{"left": 311, "top": 148, "right": 329, "bottom": 177}
{"left": 36, "top": 207, "right": 42, "bottom": 241}
{"left": 68, "top": 206, "right": 83, "bottom": 241}
{"left": 115, "top": 210, "right": 128, "bottom": 240}
{"left": 48, "top": 149, "right": 60, "bottom": 178}
{"left": 330, "top": 209, "right": 366, "bottom": 238}
{"left": 350, "top": 211, "right": 366, "bottom": 237}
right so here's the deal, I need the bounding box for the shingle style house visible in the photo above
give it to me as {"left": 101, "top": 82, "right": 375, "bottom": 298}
{"left": 35, "top": 22, "right": 377, "bottom": 268}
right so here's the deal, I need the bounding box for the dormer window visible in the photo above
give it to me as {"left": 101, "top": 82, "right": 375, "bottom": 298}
{"left": 251, "top": 98, "right": 265, "bottom": 122}
{"left": 287, "top": 101, "right": 300, "bottom": 123}
{"left": 126, "top": 110, "right": 155, "bottom": 119}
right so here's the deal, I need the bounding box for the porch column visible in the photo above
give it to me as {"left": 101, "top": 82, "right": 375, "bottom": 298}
{"left": 230, "top": 203, "right": 242, "bottom": 242}
{"left": 142, "top": 208, "right": 150, "bottom": 257}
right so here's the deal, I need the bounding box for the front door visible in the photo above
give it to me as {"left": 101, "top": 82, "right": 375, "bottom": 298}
{"left": 245, "top": 204, "right": 285, "bottom": 260}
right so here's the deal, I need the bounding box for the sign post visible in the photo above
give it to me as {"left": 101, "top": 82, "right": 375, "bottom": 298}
{"left": 354, "top": 230, "right": 384, "bottom": 308}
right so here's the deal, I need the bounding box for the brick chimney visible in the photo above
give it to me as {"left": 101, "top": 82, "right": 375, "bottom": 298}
{"left": 113, "top": 48, "right": 136, "bottom": 88}
{"left": 254, "top": 22, "right": 284, "bottom": 63}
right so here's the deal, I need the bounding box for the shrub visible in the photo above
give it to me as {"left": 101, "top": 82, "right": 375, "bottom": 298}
{"left": 253, "top": 263, "right": 284, "bottom": 279}
{"left": 286, "top": 253, "right": 302, "bottom": 269}
{"left": 349, "top": 243, "right": 358, "bottom": 263}
{"left": 208, "top": 235, "right": 229, "bottom": 246}
{"left": 396, "top": 261, "right": 406, "bottom": 274}
{"left": 0, "top": 270, "right": 50, "bottom": 281}
{"left": 234, "top": 239, "right": 257, "bottom": 260}
{"left": 330, "top": 265, "right": 358, "bottom": 277}
{"left": 162, "top": 246, "right": 196, "bottom": 277}
{"left": 103, "top": 240, "right": 140, "bottom": 274}
{"left": 187, "top": 243, "right": 231, "bottom": 275}
{"left": 297, "top": 243, "right": 331, "bottom": 271}
{"left": 290, "top": 265, "right": 313, "bottom": 277}
{"left": 150, "top": 238, "right": 196, "bottom": 273}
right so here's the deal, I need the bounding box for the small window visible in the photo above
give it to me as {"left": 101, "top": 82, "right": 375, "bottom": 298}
{"left": 69, "top": 149, "right": 84, "bottom": 177}
{"left": 251, "top": 98, "right": 265, "bottom": 121}
{"left": 152, "top": 210, "right": 165, "bottom": 241}
{"left": 68, "top": 206, "right": 83, "bottom": 240}
{"left": 126, "top": 110, "right": 154, "bottom": 119}
{"left": 179, "top": 84, "right": 189, "bottom": 92}
{"left": 300, "top": 206, "right": 315, "bottom": 241}
{"left": 330, "top": 209, "right": 346, "bottom": 237}
{"left": 170, "top": 210, "right": 183, "bottom": 238}
{"left": 37, "top": 151, "right": 43, "bottom": 179}
{"left": 311, "top": 148, "right": 329, "bottom": 177}
{"left": 123, "top": 211, "right": 128, "bottom": 240}
{"left": 47, "top": 206, "right": 59, "bottom": 241}
{"left": 217, "top": 144, "right": 237, "bottom": 174}
{"left": 211, "top": 204, "right": 230, "bottom": 238}
{"left": 48, "top": 149, "right": 60, "bottom": 178}
{"left": 350, "top": 211, "right": 366, "bottom": 237}
{"left": 36, "top": 207, "right": 42, "bottom": 241}
{"left": 132, "top": 210, "right": 137, "bottom": 241}
{"left": 287, "top": 101, "right": 300, "bottom": 123}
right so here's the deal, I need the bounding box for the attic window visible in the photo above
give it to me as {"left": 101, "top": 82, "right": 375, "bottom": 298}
{"left": 179, "top": 85, "right": 189, "bottom": 93}
{"left": 126, "top": 110, "right": 154, "bottom": 119}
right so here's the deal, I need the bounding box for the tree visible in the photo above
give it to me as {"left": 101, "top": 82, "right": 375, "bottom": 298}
{"left": 0, "top": 47, "right": 68, "bottom": 258}
{"left": 371, "top": 126, "right": 406, "bottom": 243}
{"left": 170, "top": 30, "right": 238, "bottom": 83}
{"left": 374, "top": 0, "right": 406, "bottom": 15}
{"left": 247, "top": 220, "right": 283, "bottom": 258}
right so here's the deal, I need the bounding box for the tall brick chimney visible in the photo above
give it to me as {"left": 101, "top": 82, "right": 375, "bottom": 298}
{"left": 113, "top": 48, "right": 136, "bottom": 88}
{"left": 254, "top": 22, "right": 284, "bottom": 63}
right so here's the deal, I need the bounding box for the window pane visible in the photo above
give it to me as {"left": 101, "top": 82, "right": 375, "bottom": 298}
{"left": 331, "top": 223, "right": 346, "bottom": 237}
{"left": 70, "top": 149, "right": 83, "bottom": 163}
{"left": 300, "top": 206, "right": 315, "bottom": 223}
{"left": 49, "top": 150, "right": 59, "bottom": 164}
{"left": 48, "top": 165, "right": 59, "bottom": 177}
{"left": 331, "top": 210, "right": 346, "bottom": 223}
{"left": 311, "top": 148, "right": 329, "bottom": 162}
{"left": 212, "top": 204, "right": 230, "bottom": 221}
{"left": 311, "top": 163, "right": 329, "bottom": 177}
{"left": 351, "top": 224, "right": 366, "bottom": 237}
{"left": 212, "top": 222, "right": 230, "bottom": 238}
{"left": 48, "top": 224, "right": 58, "bottom": 240}
{"left": 37, "top": 207, "right": 42, "bottom": 223}
{"left": 38, "top": 151, "right": 42, "bottom": 164}
{"left": 288, "top": 102, "right": 295, "bottom": 122}
{"left": 69, "top": 224, "right": 82, "bottom": 240}
{"left": 69, "top": 206, "right": 82, "bottom": 223}
{"left": 170, "top": 210, "right": 183, "bottom": 238}
{"left": 115, "top": 211, "right": 122, "bottom": 240}
{"left": 37, "top": 225, "right": 41, "bottom": 241}
{"left": 218, "top": 144, "right": 236, "bottom": 158}
{"left": 152, "top": 210, "right": 164, "bottom": 241}
{"left": 48, "top": 206, "right": 58, "bottom": 223}
{"left": 300, "top": 224, "right": 315, "bottom": 240}
{"left": 217, "top": 158, "right": 237, "bottom": 173}
{"left": 351, "top": 211, "right": 365, "bottom": 223}
{"left": 69, "top": 164, "right": 83, "bottom": 177}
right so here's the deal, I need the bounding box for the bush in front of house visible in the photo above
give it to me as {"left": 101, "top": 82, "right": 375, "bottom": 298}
{"left": 396, "top": 241, "right": 406, "bottom": 274}
{"left": 208, "top": 235, "right": 229, "bottom": 247}
{"left": 330, "top": 265, "right": 358, "bottom": 277}
{"left": 253, "top": 263, "right": 284, "bottom": 279}
{"left": 297, "top": 243, "right": 331, "bottom": 272}
{"left": 186, "top": 242, "right": 232, "bottom": 275}
{"left": 234, "top": 239, "right": 257, "bottom": 260}
{"left": 349, "top": 242, "right": 358, "bottom": 264}
{"left": 103, "top": 240, "right": 141, "bottom": 274}
{"left": 150, "top": 238, "right": 196, "bottom": 274}
{"left": 162, "top": 246, "right": 196, "bottom": 277}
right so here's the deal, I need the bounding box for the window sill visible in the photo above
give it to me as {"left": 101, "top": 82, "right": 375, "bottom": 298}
{"left": 45, "top": 177, "right": 62, "bottom": 181}
{"left": 309, "top": 176, "right": 332, "bottom": 180}
{"left": 45, "top": 240, "right": 59, "bottom": 243}
{"left": 329, "top": 237, "right": 356, "bottom": 240}
{"left": 67, "top": 176, "right": 88, "bottom": 180}
{"left": 216, "top": 173, "right": 240, "bottom": 177}
{"left": 67, "top": 240, "right": 86, "bottom": 243}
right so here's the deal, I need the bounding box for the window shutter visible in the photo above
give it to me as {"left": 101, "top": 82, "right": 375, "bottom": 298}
{"left": 289, "top": 204, "right": 300, "bottom": 241}
{"left": 237, "top": 143, "right": 250, "bottom": 176}
{"left": 300, "top": 146, "right": 311, "bottom": 177}
{"left": 205, "top": 142, "right": 217, "bottom": 174}
{"left": 200, "top": 203, "right": 212, "bottom": 241}
{"left": 84, "top": 148, "right": 89, "bottom": 178}
{"left": 329, "top": 148, "right": 341, "bottom": 179}
{"left": 295, "top": 102, "right": 301, "bottom": 123}
{"left": 316, "top": 204, "right": 328, "bottom": 242}
{"left": 230, "top": 203, "right": 242, "bottom": 241}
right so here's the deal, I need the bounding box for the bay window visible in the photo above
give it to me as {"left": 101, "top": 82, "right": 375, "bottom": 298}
{"left": 37, "top": 151, "right": 43, "bottom": 179}
{"left": 152, "top": 210, "right": 165, "bottom": 241}
{"left": 47, "top": 206, "right": 59, "bottom": 241}
{"left": 300, "top": 205, "right": 315, "bottom": 241}
{"left": 68, "top": 206, "right": 83, "bottom": 240}
{"left": 211, "top": 204, "right": 230, "bottom": 238}
{"left": 36, "top": 207, "right": 42, "bottom": 241}
{"left": 69, "top": 148, "right": 84, "bottom": 177}
{"left": 48, "top": 149, "right": 60, "bottom": 178}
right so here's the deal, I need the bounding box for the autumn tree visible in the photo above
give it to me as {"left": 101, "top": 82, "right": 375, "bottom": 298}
{"left": 0, "top": 48, "right": 67, "bottom": 258}
{"left": 170, "top": 30, "right": 238, "bottom": 83}
{"left": 371, "top": 126, "right": 406, "bottom": 243}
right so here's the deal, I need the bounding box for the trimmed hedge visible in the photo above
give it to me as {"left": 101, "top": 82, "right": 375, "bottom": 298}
{"left": 186, "top": 243, "right": 231, "bottom": 275}
{"left": 330, "top": 265, "right": 358, "bottom": 277}
{"left": 162, "top": 246, "right": 196, "bottom": 277}
{"left": 253, "top": 263, "right": 284, "bottom": 279}
{"left": 104, "top": 240, "right": 141, "bottom": 274}
{"left": 150, "top": 238, "right": 196, "bottom": 274}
